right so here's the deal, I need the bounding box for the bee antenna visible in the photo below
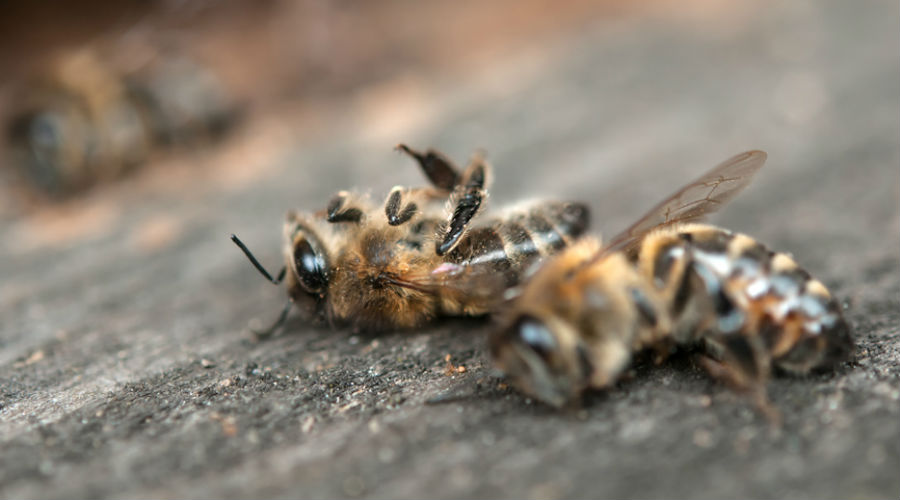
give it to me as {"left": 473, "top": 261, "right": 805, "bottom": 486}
{"left": 231, "top": 234, "right": 286, "bottom": 285}
{"left": 252, "top": 299, "right": 293, "bottom": 339}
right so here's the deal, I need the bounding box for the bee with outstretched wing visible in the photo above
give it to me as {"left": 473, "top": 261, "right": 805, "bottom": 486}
{"left": 491, "top": 150, "right": 854, "bottom": 419}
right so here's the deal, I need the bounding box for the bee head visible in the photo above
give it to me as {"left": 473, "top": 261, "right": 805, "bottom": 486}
{"left": 490, "top": 314, "right": 593, "bottom": 408}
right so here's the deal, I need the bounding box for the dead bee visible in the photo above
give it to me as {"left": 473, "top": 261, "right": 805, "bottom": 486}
{"left": 232, "top": 144, "right": 590, "bottom": 334}
{"left": 6, "top": 46, "right": 240, "bottom": 197}
{"left": 6, "top": 49, "right": 150, "bottom": 195}
{"left": 491, "top": 150, "right": 854, "bottom": 416}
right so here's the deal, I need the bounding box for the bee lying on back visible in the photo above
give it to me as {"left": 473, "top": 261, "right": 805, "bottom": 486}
{"left": 491, "top": 151, "right": 854, "bottom": 417}
{"left": 232, "top": 145, "right": 589, "bottom": 334}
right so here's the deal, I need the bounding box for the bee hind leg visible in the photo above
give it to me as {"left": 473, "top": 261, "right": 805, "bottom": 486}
{"left": 436, "top": 156, "right": 491, "bottom": 256}
{"left": 396, "top": 143, "right": 460, "bottom": 190}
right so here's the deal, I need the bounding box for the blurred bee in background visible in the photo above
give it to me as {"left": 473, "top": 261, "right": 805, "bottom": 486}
{"left": 491, "top": 151, "right": 855, "bottom": 418}
{"left": 6, "top": 42, "right": 241, "bottom": 197}
{"left": 232, "top": 144, "right": 590, "bottom": 335}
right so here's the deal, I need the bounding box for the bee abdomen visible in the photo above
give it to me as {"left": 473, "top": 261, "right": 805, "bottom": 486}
{"left": 510, "top": 201, "right": 589, "bottom": 255}
{"left": 447, "top": 201, "right": 589, "bottom": 287}
{"left": 760, "top": 275, "right": 855, "bottom": 372}
{"left": 498, "top": 221, "right": 542, "bottom": 274}
{"left": 447, "top": 226, "right": 518, "bottom": 286}
{"left": 639, "top": 224, "right": 853, "bottom": 372}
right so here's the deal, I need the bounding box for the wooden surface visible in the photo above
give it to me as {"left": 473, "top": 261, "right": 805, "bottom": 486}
{"left": 1, "top": 0, "right": 898, "bottom": 498}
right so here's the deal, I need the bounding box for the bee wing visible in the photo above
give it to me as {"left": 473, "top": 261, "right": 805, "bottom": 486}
{"left": 600, "top": 150, "right": 767, "bottom": 257}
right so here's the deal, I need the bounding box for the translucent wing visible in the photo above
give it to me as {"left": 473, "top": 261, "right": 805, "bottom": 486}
{"left": 600, "top": 150, "right": 767, "bottom": 257}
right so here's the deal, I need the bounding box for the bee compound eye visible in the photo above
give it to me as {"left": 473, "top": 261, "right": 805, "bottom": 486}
{"left": 14, "top": 112, "right": 67, "bottom": 191}
{"left": 293, "top": 236, "right": 328, "bottom": 293}
{"left": 513, "top": 316, "right": 557, "bottom": 360}
{"left": 28, "top": 112, "right": 65, "bottom": 148}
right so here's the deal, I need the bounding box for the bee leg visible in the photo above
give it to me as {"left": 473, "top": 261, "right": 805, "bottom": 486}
{"left": 651, "top": 338, "right": 677, "bottom": 365}
{"left": 436, "top": 157, "right": 491, "bottom": 256}
{"left": 326, "top": 191, "right": 364, "bottom": 223}
{"left": 384, "top": 186, "right": 419, "bottom": 225}
{"left": 396, "top": 143, "right": 460, "bottom": 190}
{"left": 697, "top": 342, "right": 781, "bottom": 425}
{"left": 251, "top": 299, "right": 293, "bottom": 339}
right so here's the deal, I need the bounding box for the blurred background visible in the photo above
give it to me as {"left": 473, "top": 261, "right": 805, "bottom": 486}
{"left": 0, "top": 0, "right": 897, "bottom": 498}
{"left": 0, "top": 0, "right": 895, "bottom": 243}
{"left": 1, "top": 0, "right": 896, "bottom": 220}
{"left": 0, "top": 0, "right": 623, "bottom": 204}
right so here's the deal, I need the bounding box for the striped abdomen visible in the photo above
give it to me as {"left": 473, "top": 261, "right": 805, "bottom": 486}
{"left": 427, "top": 201, "right": 589, "bottom": 318}
{"left": 447, "top": 201, "right": 590, "bottom": 287}
{"left": 636, "top": 224, "right": 854, "bottom": 376}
